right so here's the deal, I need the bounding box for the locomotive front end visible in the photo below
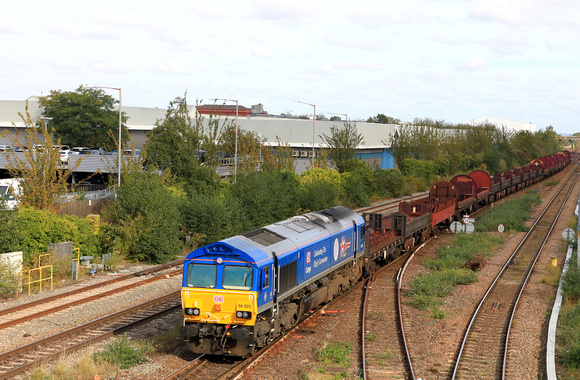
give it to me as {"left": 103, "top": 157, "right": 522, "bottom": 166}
{"left": 180, "top": 246, "right": 260, "bottom": 356}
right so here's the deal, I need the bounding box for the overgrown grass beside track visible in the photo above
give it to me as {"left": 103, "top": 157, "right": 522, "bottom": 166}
{"left": 477, "top": 190, "right": 542, "bottom": 233}
{"left": 407, "top": 233, "right": 502, "bottom": 318}
{"left": 558, "top": 252, "right": 580, "bottom": 375}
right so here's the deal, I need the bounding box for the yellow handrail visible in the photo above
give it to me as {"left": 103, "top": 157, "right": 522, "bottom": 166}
{"left": 19, "top": 253, "right": 54, "bottom": 296}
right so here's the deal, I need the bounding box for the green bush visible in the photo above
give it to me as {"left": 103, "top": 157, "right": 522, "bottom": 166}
{"left": 101, "top": 171, "right": 182, "bottom": 263}
{"left": 558, "top": 304, "right": 580, "bottom": 368}
{"left": 374, "top": 168, "right": 408, "bottom": 198}
{"left": 1, "top": 207, "right": 99, "bottom": 265}
{"left": 182, "top": 195, "right": 243, "bottom": 248}
{"left": 0, "top": 260, "right": 19, "bottom": 298}
{"left": 562, "top": 255, "right": 580, "bottom": 302}
{"left": 299, "top": 179, "right": 338, "bottom": 212}
{"left": 93, "top": 335, "right": 152, "bottom": 369}
{"left": 231, "top": 169, "right": 300, "bottom": 231}
{"left": 340, "top": 171, "right": 370, "bottom": 207}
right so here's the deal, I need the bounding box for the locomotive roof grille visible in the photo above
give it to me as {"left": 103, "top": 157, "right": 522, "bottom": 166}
{"left": 242, "top": 228, "right": 286, "bottom": 246}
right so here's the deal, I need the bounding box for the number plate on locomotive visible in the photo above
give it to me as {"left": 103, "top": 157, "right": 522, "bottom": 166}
{"left": 237, "top": 302, "right": 252, "bottom": 310}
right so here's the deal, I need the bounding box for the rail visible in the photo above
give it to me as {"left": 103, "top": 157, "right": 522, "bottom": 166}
{"left": 451, "top": 160, "right": 580, "bottom": 379}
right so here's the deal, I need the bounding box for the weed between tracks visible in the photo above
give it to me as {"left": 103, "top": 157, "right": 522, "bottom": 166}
{"left": 21, "top": 329, "right": 181, "bottom": 379}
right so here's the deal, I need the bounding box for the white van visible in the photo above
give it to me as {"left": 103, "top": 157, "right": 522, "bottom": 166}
{"left": 0, "top": 178, "right": 21, "bottom": 210}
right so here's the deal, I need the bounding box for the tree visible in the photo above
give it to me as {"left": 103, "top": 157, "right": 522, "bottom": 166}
{"left": 320, "top": 122, "right": 364, "bottom": 173}
{"left": 143, "top": 94, "right": 220, "bottom": 194}
{"left": 218, "top": 124, "right": 277, "bottom": 178}
{"left": 2, "top": 107, "right": 80, "bottom": 213}
{"left": 39, "top": 85, "right": 128, "bottom": 149}
{"left": 366, "top": 114, "right": 401, "bottom": 124}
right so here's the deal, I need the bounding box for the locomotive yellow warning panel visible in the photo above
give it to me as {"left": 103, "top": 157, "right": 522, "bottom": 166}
{"left": 182, "top": 288, "right": 257, "bottom": 326}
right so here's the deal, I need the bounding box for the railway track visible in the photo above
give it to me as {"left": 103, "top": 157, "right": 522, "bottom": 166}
{"left": 361, "top": 250, "right": 415, "bottom": 380}
{"left": 357, "top": 192, "right": 429, "bottom": 215}
{"left": 451, "top": 161, "right": 580, "bottom": 379}
{"left": 0, "top": 261, "right": 181, "bottom": 330}
{"left": 0, "top": 291, "right": 181, "bottom": 379}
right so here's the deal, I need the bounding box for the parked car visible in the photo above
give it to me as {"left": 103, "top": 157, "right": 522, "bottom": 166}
{"left": 72, "top": 147, "right": 89, "bottom": 153}
{"left": 0, "top": 145, "right": 12, "bottom": 152}
{"left": 0, "top": 178, "right": 21, "bottom": 210}
{"left": 79, "top": 149, "right": 101, "bottom": 155}
{"left": 60, "top": 150, "right": 78, "bottom": 163}
{"left": 123, "top": 149, "right": 141, "bottom": 156}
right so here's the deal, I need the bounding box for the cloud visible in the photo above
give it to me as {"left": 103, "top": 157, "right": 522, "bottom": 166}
{"left": 187, "top": 2, "right": 236, "bottom": 18}
{"left": 336, "top": 60, "right": 384, "bottom": 71}
{"left": 90, "top": 61, "right": 129, "bottom": 74}
{"left": 433, "top": 34, "right": 475, "bottom": 46}
{"left": 153, "top": 60, "right": 189, "bottom": 75}
{"left": 309, "top": 60, "right": 384, "bottom": 77}
{"left": 349, "top": 10, "right": 393, "bottom": 29}
{"left": 485, "top": 33, "right": 528, "bottom": 55}
{"left": 468, "top": 0, "right": 542, "bottom": 25}
{"left": 251, "top": 0, "right": 315, "bottom": 26}
{"left": 0, "top": 21, "right": 22, "bottom": 35}
{"left": 252, "top": 47, "right": 273, "bottom": 60}
{"left": 45, "top": 21, "right": 119, "bottom": 40}
{"left": 457, "top": 57, "right": 487, "bottom": 70}
{"left": 325, "top": 36, "right": 387, "bottom": 52}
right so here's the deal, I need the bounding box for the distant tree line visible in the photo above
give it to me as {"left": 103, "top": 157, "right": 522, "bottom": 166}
{"left": 388, "top": 118, "right": 562, "bottom": 190}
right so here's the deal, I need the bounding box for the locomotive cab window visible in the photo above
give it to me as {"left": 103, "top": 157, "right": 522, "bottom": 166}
{"left": 223, "top": 266, "right": 254, "bottom": 290}
{"left": 186, "top": 263, "right": 217, "bottom": 288}
{"left": 261, "top": 267, "right": 270, "bottom": 289}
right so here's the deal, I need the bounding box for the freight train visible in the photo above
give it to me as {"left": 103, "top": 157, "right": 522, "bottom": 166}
{"left": 180, "top": 151, "right": 572, "bottom": 356}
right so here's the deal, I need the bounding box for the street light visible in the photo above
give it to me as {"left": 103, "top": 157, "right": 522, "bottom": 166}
{"left": 295, "top": 100, "right": 316, "bottom": 167}
{"left": 89, "top": 86, "right": 122, "bottom": 187}
{"left": 211, "top": 98, "right": 238, "bottom": 180}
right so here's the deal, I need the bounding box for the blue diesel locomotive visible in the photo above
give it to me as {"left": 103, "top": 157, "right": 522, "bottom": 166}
{"left": 180, "top": 206, "right": 367, "bottom": 356}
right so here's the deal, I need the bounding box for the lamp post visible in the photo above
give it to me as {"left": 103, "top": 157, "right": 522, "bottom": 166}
{"left": 295, "top": 100, "right": 316, "bottom": 167}
{"left": 211, "top": 98, "right": 238, "bottom": 180}
{"left": 89, "top": 86, "right": 122, "bottom": 187}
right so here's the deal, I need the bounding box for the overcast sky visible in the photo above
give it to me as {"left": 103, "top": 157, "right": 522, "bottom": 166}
{"left": 2, "top": 0, "right": 579, "bottom": 134}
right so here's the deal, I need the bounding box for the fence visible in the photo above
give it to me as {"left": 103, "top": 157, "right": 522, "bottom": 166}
{"left": 59, "top": 198, "right": 110, "bottom": 217}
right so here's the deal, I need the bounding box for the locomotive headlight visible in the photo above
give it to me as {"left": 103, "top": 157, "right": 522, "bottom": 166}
{"left": 236, "top": 311, "right": 252, "bottom": 319}
{"left": 186, "top": 308, "right": 200, "bottom": 316}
